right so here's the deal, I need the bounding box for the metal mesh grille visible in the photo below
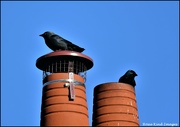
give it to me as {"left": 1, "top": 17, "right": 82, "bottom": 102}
{"left": 43, "top": 60, "right": 87, "bottom": 81}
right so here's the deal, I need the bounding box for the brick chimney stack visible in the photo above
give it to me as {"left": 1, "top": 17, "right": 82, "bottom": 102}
{"left": 36, "top": 51, "right": 93, "bottom": 126}
{"left": 92, "top": 82, "right": 139, "bottom": 126}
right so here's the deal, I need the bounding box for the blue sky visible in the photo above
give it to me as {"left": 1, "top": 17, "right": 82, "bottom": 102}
{"left": 1, "top": 1, "right": 179, "bottom": 126}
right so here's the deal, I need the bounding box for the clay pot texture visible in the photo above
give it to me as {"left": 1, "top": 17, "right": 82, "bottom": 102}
{"left": 93, "top": 82, "right": 139, "bottom": 126}
{"left": 40, "top": 73, "right": 89, "bottom": 126}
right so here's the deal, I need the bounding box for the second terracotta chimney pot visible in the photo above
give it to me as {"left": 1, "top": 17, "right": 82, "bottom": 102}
{"left": 92, "top": 82, "right": 139, "bottom": 126}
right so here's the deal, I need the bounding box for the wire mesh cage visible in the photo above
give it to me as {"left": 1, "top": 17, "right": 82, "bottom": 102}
{"left": 42, "top": 59, "right": 87, "bottom": 81}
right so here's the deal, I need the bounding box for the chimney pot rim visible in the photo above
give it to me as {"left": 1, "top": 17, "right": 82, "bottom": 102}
{"left": 36, "top": 51, "right": 93, "bottom": 71}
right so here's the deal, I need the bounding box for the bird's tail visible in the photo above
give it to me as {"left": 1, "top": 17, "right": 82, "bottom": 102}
{"left": 67, "top": 42, "right": 85, "bottom": 53}
{"left": 68, "top": 45, "right": 85, "bottom": 52}
{"left": 77, "top": 47, "right": 85, "bottom": 52}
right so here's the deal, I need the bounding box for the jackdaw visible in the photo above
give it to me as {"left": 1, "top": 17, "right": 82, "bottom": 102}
{"left": 118, "top": 70, "right": 138, "bottom": 87}
{"left": 39, "top": 31, "right": 85, "bottom": 52}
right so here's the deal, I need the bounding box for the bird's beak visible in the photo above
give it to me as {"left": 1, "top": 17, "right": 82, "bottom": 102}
{"left": 135, "top": 73, "right": 138, "bottom": 76}
{"left": 39, "top": 34, "right": 43, "bottom": 36}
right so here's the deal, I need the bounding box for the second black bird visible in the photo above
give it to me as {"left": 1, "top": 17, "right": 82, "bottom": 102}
{"left": 39, "top": 31, "right": 85, "bottom": 52}
{"left": 118, "top": 70, "right": 138, "bottom": 87}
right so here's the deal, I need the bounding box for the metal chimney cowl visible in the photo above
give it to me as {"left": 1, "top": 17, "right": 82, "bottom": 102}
{"left": 36, "top": 51, "right": 93, "bottom": 126}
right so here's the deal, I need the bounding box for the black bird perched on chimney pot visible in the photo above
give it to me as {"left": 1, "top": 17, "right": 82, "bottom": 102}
{"left": 118, "top": 70, "right": 138, "bottom": 87}
{"left": 39, "top": 31, "right": 85, "bottom": 53}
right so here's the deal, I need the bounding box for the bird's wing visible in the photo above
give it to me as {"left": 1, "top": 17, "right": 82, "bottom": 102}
{"left": 50, "top": 35, "right": 66, "bottom": 44}
{"left": 63, "top": 39, "right": 73, "bottom": 45}
{"left": 51, "top": 34, "right": 63, "bottom": 40}
{"left": 52, "top": 35, "right": 74, "bottom": 45}
{"left": 50, "top": 34, "right": 68, "bottom": 49}
{"left": 51, "top": 34, "right": 84, "bottom": 52}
